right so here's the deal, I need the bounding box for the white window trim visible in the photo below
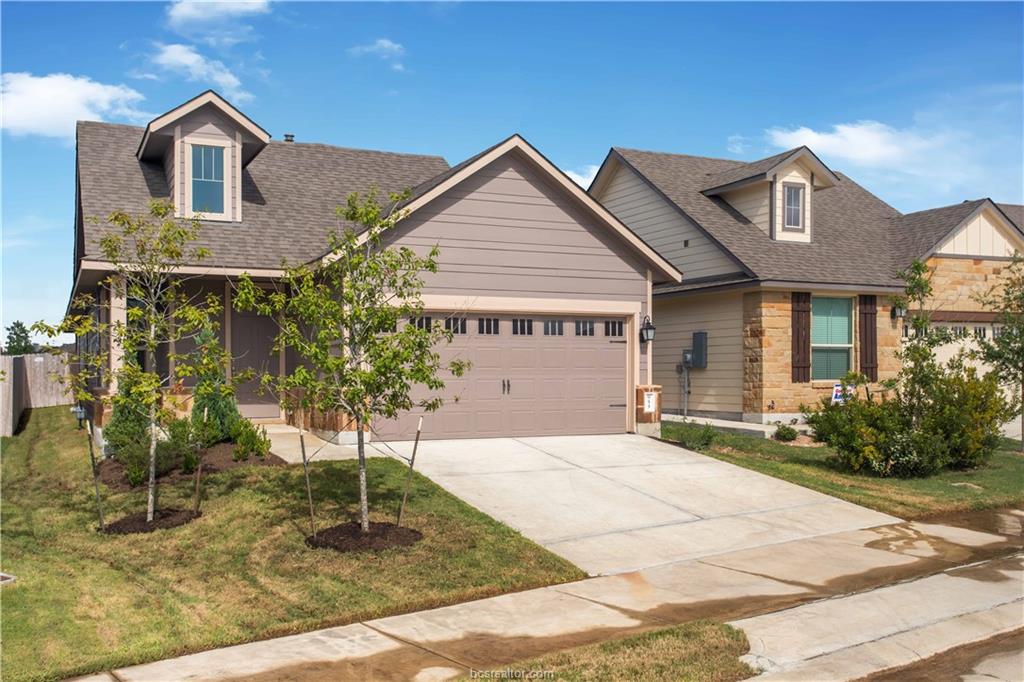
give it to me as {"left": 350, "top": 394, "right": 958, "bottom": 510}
{"left": 810, "top": 295, "right": 854, "bottom": 380}
{"left": 783, "top": 183, "right": 805, "bottom": 231}
{"left": 184, "top": 135, "right": 233, "bottom": 222}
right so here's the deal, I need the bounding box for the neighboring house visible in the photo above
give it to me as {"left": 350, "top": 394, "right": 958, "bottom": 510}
{"left": 70, "top": 91, "right": 681, "bottom": 441}
{"left": 590, "top": 147, "right": 1024, "bottom": 424}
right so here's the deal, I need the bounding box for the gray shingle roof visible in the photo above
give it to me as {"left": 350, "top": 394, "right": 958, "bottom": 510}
{"left": 888, "top": 200, "right": 987, "bottom": 270}
{"left": 998, "top": 203, "right": 1023, "bottom": 231}
{"left": 700, "top": 148, "right": 800, "bottom": 192}
{"left": 613, "top": 147, "right": 906, "bottom": 288}
{"left": 76, "top": 121, "right": 449, "bottom": 269}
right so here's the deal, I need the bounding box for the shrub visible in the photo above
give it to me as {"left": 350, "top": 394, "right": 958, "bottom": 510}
{"left": 190, "top": 328, "right": 242, "bottom": 447}
{"left": 924, "top": 359, "right": 1010, "bottom": 470}
{"left": 165, "top": 418, "right": 200, "bottom": 474}
{"left": 117, "top": 438, "right": 181, "bottom": 487}
{"left": 103, "top": 375, "right": 149, "bottom": 455}
{"left": 230, "top": 418, "right": 271, "bottom": 461}
{"left": 804, "top": 362, "right": 1009, "bottom": 478}
{"left": 669, "top": 421, "right": 717, "bottom": 450}
{"left": 773, "top": 424, "right": 798, "bottom": 442}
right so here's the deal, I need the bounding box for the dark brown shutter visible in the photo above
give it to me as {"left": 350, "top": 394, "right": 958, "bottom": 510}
{"left": 791, "top": 292, "right": 811, "bottom": 383}
{"left": 859, "top": 295, "right": 878, "bottom": 382}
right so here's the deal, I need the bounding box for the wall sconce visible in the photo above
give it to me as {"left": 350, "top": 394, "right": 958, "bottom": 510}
{"left": 640, "top": 315, "right": 656, "bottom": 343}
{"left": 891, "top": 305, "right": 907, "bottom": 319}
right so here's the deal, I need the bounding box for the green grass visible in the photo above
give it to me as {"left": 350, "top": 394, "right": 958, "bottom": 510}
{"left": 468, "top": 621, "right": 754, "bottom": 682}
{"left": 662, "top": 421, "right": 1024, "bottom": 519}
{"left": 1, "top": 407, "right": 585, "bottom": 682}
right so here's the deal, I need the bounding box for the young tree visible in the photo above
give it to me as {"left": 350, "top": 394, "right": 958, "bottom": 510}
{"left": 234, "top": 189, "right": 468, "bottom": 533}
{"left": 3, "top": 321, "right": 34, "bottom": 355}
{"left": 975, "top": 254, "right": 1024, "bottom": 450}
{"left": 35, "top": 201, "right": 219, "bottom": 522}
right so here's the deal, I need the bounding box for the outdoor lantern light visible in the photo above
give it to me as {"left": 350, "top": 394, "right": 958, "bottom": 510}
{"left": 891, "top": 305, "right": 907, "bottom": 319}
{"left": 640, "top": 315, "right": 656, "bottom": 343}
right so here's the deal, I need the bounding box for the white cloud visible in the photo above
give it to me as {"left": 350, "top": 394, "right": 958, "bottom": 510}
{"left": 152, "top": 43, "right": 251, "bottom": 101}
{"left": 0, "top": 72, "right": 148, "bottom": 139}
{"left": 348, "top": 38, "right": 405, "bottom": 59}
{"left": 766, "top": 121, "right": 952, "bottom": 167}
{"left": 166, "top": 1, "right": 270, "bottom": 48}
{"left": 726, "top": 134, "right": 750, "bottom": 155}
{"left": 348, "top": 38, "right": 408, "bottom": 73}
{"left": 564, "top": 164, "right": 599, "bottom": 188}
{"left": 167, "top": 0, "right": 269, "bottom": 27}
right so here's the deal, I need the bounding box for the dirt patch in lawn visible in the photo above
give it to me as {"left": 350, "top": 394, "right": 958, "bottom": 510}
{"left": 306, "top": 521, "right": 423, "bottom": 553}
{"left": 98, "top": 442, "right": 287, "bottom": 492}
{"left": 102, "top": 508, "right": 201, "bottom": 534}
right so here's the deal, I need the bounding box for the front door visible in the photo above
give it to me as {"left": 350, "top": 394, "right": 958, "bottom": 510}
{"left": 231, "top": 307, "right": 280, "bottom": 419}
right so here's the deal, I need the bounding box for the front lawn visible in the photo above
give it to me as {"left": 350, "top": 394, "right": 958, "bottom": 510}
{"left": 468, "top": 620, "right": 754, "bottom": 682}
{"left": 662, "top": 421, "right": 1024, "bottom": 519}
{"left": 1, "top": 407, "right": 584, "bottom": 682}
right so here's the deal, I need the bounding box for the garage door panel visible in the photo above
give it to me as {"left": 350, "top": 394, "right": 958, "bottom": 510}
{"left": 372, "top": 313, "right": 628, "bottom": 441}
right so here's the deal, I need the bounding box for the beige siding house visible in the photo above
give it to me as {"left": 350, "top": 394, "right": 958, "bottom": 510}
{"left": 591, "top": 146, "right": 1023, "bottom": 424}
{"left": 70, "top": 91, "right": 681, "bottom": 442}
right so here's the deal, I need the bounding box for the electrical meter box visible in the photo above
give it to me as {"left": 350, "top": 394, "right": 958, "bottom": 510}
{"left": 690, "top": 331, "right": 708, "bottom": 369}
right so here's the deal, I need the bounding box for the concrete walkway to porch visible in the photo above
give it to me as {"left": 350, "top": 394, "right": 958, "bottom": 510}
{"left": 83, "top": 510, "right": 1022, "bottom": 682}
{"left": 263, "top": 423, "right": 360, "bottom": 463}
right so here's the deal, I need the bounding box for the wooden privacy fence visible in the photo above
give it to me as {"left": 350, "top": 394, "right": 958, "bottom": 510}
{"left": 0, "top": 353, "right": 73, "bottom": 437}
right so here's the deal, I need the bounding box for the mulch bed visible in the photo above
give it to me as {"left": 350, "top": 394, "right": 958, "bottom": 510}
{"left": 102, "top": 508, "right": 201, "bottom": 535}
{"left": 306, "top": 521, "right": 423, "bottom": 553}
{"left": 98, "top": 442, "right": 287, "bottom": 492}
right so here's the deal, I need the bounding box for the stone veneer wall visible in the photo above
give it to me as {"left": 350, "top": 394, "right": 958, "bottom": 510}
{"left": 742, "top": 290, "right": 901, "bottom": 422}
{"left": 925, "top": 256, "right": 1011, "bottom": 312}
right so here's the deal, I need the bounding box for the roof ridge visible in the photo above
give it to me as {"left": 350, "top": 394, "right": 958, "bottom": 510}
{"left": 77, "top": 119, "right": 448, "bottom": 162}
{"left": 613, "top": 146, "right": 747, "bottom": 166}
{"left": 898, "top": 198, "right": 988, "bottom": 217}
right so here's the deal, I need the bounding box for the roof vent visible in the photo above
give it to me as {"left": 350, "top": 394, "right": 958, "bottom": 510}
{"left": 283, "top": 133, "right": 295, "bottom": 143}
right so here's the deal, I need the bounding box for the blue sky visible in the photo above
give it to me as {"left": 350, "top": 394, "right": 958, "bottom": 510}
{"left": 2, "top": 1, "right": 1022, "bottom": 343}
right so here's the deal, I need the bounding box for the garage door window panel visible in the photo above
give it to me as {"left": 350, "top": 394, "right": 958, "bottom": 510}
{"left": 478, "top": 318, "right": 500, "bottom": 335}
{"left": 544, "top": 320, "right": 564, "bottom": 336}
{"left": 445, "top": 317, "right": 467, "bottom": 334}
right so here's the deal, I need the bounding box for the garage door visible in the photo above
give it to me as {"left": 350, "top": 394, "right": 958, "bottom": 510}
{"left": 372, "top": 314, "right": 629, "bottom": 441}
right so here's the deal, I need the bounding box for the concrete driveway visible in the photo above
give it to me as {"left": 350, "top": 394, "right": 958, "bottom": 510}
{"left": 371, "top": 434, "right": 897, "bottom": 575}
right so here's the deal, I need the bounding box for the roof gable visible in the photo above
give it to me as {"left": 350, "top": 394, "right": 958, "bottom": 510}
{"left": 597, "top": 146, "right": 905, "bottom": 289}
{"left": 896, "top": 199, "right": 1024, "bottom": 263}
{"left": 701, "top": 146, "right": 840, "bottom": 196}
{"left": 385, "top": 135, "right": 683, "bottom": 283}
{"left": 76, "top": 120, "right": 450, "bottom": 270}
{"left": 137, "top": 90, "right": 271, "bottom": 166}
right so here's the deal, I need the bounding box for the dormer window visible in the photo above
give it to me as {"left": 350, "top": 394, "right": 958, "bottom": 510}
{"left": 192, "top": 144, "right": 225, "bottom": 214}
{"left": 136, "top": 91, "right": 271, "bottom": 223}
{"left": 784, "top": 184, "right": 804, "bottom": 231}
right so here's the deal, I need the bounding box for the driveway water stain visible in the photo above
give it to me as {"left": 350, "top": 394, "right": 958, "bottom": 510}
{"left": 859, "top": 627, "right": 1023, "bottom": 682}
{"left": 221, "top": 510, "right": 1023, "bottom": 681}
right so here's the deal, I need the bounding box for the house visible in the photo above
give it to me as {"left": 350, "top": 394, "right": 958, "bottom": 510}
{"left": 70, "top": 91, "right": 681, "bottom": 442}
{"left": 589, "top": 147, "right": 1024, "bottom": 424}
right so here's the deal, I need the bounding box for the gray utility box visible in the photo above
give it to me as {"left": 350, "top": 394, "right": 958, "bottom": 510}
{"left": 689, "top": 331, "right": 708, "bottom": 369}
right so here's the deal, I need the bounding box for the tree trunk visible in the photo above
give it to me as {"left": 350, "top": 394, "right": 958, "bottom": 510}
{"left": 356, "top": 416, "right": 369, "bottom": 533}
{"left": 1019, "top": 381, "right": 1023, "bottom": 452}
{"left": 147, "top": 400, "right": 158, "bottom": 522}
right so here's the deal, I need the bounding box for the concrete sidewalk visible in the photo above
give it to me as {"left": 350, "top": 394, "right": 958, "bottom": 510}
{"left": 733, "top": 553, "right": 1024, "bottom": 680}
{"left": 86, "top": 511, "right": 1021, "bottom": 682}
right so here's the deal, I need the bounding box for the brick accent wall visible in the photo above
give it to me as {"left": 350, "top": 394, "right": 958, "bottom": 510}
{"left": 926, "top": 256, "right": 1009, "bottom": 312}
{"left": 742, "top": 290, "right": 901, "bottom": 421}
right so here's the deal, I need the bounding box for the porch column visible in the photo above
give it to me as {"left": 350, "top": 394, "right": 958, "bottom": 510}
{"left": 108, "top": 276, "right": 127, "bottom": 392}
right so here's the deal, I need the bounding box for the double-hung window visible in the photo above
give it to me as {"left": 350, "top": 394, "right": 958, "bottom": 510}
{"left": 811, "top": 297, "right": 852, "bottom": 380}
{"left": 192, "top": 145, "right": 225, "bottom": 214}
{"left": 784, "top": 184, "right": 804, "bottom": 230}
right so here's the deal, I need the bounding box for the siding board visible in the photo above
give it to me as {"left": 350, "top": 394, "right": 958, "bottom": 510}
{"left": 595, "top": 164, "right": 737, "bottom": 280}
